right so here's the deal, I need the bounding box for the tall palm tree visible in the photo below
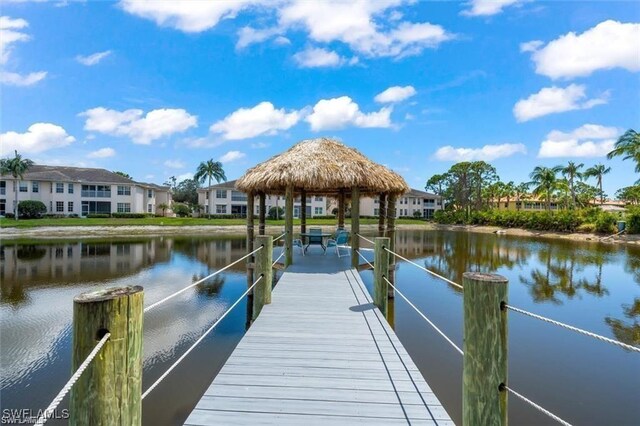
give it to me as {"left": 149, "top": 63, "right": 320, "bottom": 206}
{"left": 607, "top": 129, "right": 639, "bottom": 184}
{"left": 529, "top": 166, "right": 562, "bottom": 211}
{"left": 561, "top": 161, "right": 584, "bottom": 209}
{"left": 515, "top": 182, "right": 529, "bottom": 211}
{"left": 584, "top": 163, "right": 611, "bottom": 204}
{"left": 194, "top": 159, "right": 226, "bottom": 218}
{"left": 0, "top": 150, "right": 34, "bottom": 220}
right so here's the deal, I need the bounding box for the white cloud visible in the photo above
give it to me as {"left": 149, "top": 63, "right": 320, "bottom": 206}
{"left": 538, "top": 124, "right": 619, "bottom": 158}
{"left": 293, "top": 47, "right": 348, "bottom": 68}
{"left": 210, "top": 101, "right": 302, "bottom": 140}
{"left": 76, "top": 50, "right": 112, "bottom": 66}
{"left": 273, "top": 36, "right": 291, "bottom": 46}
{"left": 513, "top": 84, "right": 608, "bottom": 122}
{"left": 119, "top": 0, "right": 262, "bottom": 33}
{"left": 434, "top": 143, "right": 526, "bottom": 161}
{"left": 524, "top": 20, "right": 640, "bottom": 79}
{"left": 1, "top": 123, "right": 75, "bottom": 154}
{"left": 0, "top": 70, "right": 46, "bottom": 86}
{"left": 236, "top": 26, "right": 281, "bottom": 49}
{"left": 80, "top": 107, "right": 197, "bottom": 144}
{"left": 461, "top": 0, "right": 522, "bottom": 17}
{"left": 251, "top": 142, "right": 269, "bottom": 149}
{"left": 164, "top": 159, "right": 185, "bottom": 169}
{"left": 220, "top": 151, "right": 246, "bottom": 163}
{"left": 87, "top": 147, "right": 116, "bottom": 158}
{"left": 519, "top": 40, "right": 543, "bottom": 53}
{"left": 374, "top": 85, "right": 416, "bottom": 103}
{"left": 306, "top": 96, "right": 392, "bottom": 131}
{"left": 175, "top": 172, "right": 193, "bottom": 182}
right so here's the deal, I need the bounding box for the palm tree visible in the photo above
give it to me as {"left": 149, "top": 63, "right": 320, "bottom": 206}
{"left": 529, "top": 166, "right": 562, "bottom": 211}
{"left": 0, "top": 150, "right": 34, "bottom": 220}
{"left": 503, "top": 181, "right": 516, "bottom": 210}
{"left": 584, "top": 163, "right": 611, "bottom": 204}
{"left": 607, "top": 129, "right": 640, "bottom": 184}
{"left": 158, "top": 203, "right": 169, "bottom": 217}
{"left": 561, "top": 161, "right": 584, "bottom": 209}
{"left": 515, "top": 182, "right": 529, "bottom": 211}
{"left": 194, "top": 160, "right": 226, "bottom": 218}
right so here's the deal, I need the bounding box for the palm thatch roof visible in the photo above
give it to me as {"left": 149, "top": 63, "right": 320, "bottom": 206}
{"left": 236, "top": 138, "right": 409, "bottom": 196}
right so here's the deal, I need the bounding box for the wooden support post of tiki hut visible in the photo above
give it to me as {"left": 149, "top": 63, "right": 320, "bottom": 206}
{"left": 285, "top": 185, "right": 294, "bottom": 267}
{"left": 258, "top": 192, "right": 266, "bottom": 235}
{"left": 300, "top": 189, "right": 307, "bottom": 235}
{"left": 338, "top": 190, "right": 345, "bottom": 230}
{"left": 386, "top": 193, "right": 397, "bottom": 298}
{"left": 378, "top": 193, "right": 387, "bottom": 237}
{"left": 351, "top": 186, "right": 360, "bottom": 269}
{"left": 246, "top": 191, "right": 255, "bottom": 285}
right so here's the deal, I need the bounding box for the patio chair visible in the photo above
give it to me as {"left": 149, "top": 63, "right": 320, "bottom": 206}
{"left": 306, "top": 227, "right": 325, "bottom": 253}
{"left": 293, "top": 238, "right": 305, "bottom": 256}
{"left": 326, "top": 232, "right": 349, "bottom": 257}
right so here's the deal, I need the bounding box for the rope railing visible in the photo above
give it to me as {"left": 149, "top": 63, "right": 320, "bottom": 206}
{"left": 144, "top": 246, "right": 264, "bottom": 313}
{"left": 383, "top": 276, "right": 463, "bottom": 355}
{"left": 384, "top": 247, "right": 463, "bottom": 290}
{"left": 505, "top": 304, "right": 640, "bottom": 353}
{"left": 356, "top": 233, "right": 375, "bottom": 245}
{"left": 272, "top": 251, "right": 285, "bottom": 267}
{"left": 34, "top": 332, "right": 111, "bottom": 426}
{"left": 355, "top": 249, "right": 374, "bottom": 270}
{"left": 142, "top": 275, "right": 264, "bottom": 399}
{"left": 273, "top": 232, "right": 286, "bottom": 242}
{"left": 504, "top": 385, "right": 573, "bottom": 426}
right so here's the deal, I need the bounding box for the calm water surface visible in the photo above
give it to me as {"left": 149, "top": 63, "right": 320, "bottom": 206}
{"left": 1, "top": 230, "right": 638, "bottom": 425}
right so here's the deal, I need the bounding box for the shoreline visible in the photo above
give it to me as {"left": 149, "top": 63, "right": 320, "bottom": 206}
{"left": 1, "top": 222, "right": 638, "bottom": 245}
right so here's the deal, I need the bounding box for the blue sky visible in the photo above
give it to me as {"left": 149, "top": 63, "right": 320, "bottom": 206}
{"left": 1, "top": 0, "right": 639, "bottom": 196}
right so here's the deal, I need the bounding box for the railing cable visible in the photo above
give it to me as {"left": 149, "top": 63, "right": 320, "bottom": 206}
{"left": 504, "top": 385, "right": 573, "bottom": 426}
{"left": 34, "top": 333, "right": 111, "bottom": 426}
{"left": 144, "top": 246, "right": 263, "bottom": 313}
{"left": 142, "top": 275, "right": 263, "bottom": 399}
{"left": 384, "top": 247, "right": 463, "bottom": 290}
{"left": 273, "top": 232, "right": 286, "bottom": 242}
{"left": 355, "top": 249, "right": 374, "bottom": 269}
{"left": 356, "top": 233, "right": 375, "bottom": 245}
{"left": 272, "top": 251, "right": 285, "bottom": 267}
{"left": 505, "top": 304, "right": 640, "bottom": 353}
{"left": 383, "top": 276, "right": 463, "bottom": 355}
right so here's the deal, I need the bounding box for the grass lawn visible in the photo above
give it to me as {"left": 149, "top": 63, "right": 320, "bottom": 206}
{"left": 0, "top": 217, "right": 427, "bottom": 228}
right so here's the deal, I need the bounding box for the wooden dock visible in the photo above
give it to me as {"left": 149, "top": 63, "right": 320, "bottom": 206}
{"left": 185, "top": 251, "right": 454, "bottom": 425}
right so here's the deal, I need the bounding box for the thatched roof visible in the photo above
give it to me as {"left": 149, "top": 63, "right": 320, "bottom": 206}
{"left": 236, "top": 138, "right": 409, "bottom": 196}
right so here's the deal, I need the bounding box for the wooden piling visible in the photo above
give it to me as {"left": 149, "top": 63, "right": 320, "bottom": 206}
{"left": 70, "top": 286, "right": 143, "bottom": 426}
{"left": 246, "top": 191, "right": 255, "bottom": 286}
{"left": 285, "top": 186, "right": 293, "bottom": 267}
{"left": 462, "top": 272, "right": 508, "bottom": 426}
{"left": 378, "top": 193, "right": 387, "bottom": 237}
{"left": 338, "top": 191, "right": 345, "bottom": 230}
{"left": 301, "top": 189, "right": 307, "bottom": 235}
{"left": 253, "top": 235, "right": 273, "bottom": 319}
{"left": 386, "top": 193, "right": 397, "bottom": 298}
{"left": 374, "top": 237, "right": 390, "bottom": 316}
{"left": 258, "top": 192, "right": 266, "bottom": 235}
{"left": 350, "top": 187, "right": 360, "bottom": 268}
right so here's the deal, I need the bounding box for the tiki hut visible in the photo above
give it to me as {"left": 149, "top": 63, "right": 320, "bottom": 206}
{"left": 236, "top": 138, "right": 408, "bottom": 268}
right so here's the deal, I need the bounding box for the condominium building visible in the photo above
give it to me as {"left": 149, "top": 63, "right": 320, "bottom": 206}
{"left": 0, "top": 165, "right": 171, "bottom": 216}
{"left": 328, "top": 188, "right": 443, "bottom": 219}
{"left": 197, "top": 180, "right": 327, "bottom": 217}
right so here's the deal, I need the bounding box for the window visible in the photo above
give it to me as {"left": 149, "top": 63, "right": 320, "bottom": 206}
{"left": 147, "top": 189, "right": 153, "bottom": 198}
{"left": 216, "top": 189, "right": 227, "bottom": 198}
{"left": 374, "top": 208, "right": 379, "bottom": 216}
{"left": 117, "top": 185, "right": 131, "bottom": 195}
{"left": 56, "top": 183, "right": 64, "bottom": 193}
{"left": 412, "top": 198, "right": 416, "bottom": 205}
{"left": 117, "top": 203, "right": 131, "bottom": 213}
{"left": 56, "top": 201, "right": 64, "bottom": 212}
{"left": 19, "top": 181, "right": 28, "bottom": 192}
{"left": 0, "top": 181, "right": 5, "bottom": 195}
{"left": 82, "top": 185, "right": 111, "bottom": 198}
{"left": 147, "top": 204, "right": 153, "bottom": 213}
{"left": 32, "top": 182, "right": 39, "bottom": 193}
{"left": 314, "top": 196, "right": 323, "bottom": 201}
{"left": 68, "top": 183, "right": 74, "bottom": 194}
{"left": 216, "top": 204, "right": 227, "bottom": 214}
{"left": 82, "top": 201, "right": 111, "bottom": 215}
{"left": 374, "top": 198, "right": 379, "bottom": 204}
{"left": 205, "top": 205, "right": 209, "bottom": 214}
{"left": 0, "top": 199, "right": 5, "bottom": 215}
{"left": 231, "top": 191, "right": 247, "bottom": 201}
{"left": 68, "top": 201, "right": 73, "bottom": 212}
{"left": 314, "top": 207, "right": 323, "bottom": 215}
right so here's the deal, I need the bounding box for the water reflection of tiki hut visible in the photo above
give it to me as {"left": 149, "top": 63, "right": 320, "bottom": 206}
{"left": 235, "top": 137, "right": 409, "bottom": 271}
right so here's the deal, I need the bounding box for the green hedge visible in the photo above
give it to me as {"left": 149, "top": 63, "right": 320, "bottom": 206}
{"left": 18, "top": 200, "right": 47, "bottom": 219}
{"left": 111, "top": 213, "right": 153, "bottom": 219}
{"left": 86, "top": 214, "right": 110, "bottom": 218}
{"left": 626, "top": 207, "right": 640, "bottom": 234}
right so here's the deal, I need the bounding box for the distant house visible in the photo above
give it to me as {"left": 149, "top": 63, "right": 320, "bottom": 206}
{"left": 197, "top": 180, "right": 327, "bottom": 217}
{"left": 328, "top": 188, "right": 444, "bottom": 219}
{"left": 0, "top": 165, "right": 171, "bottom": 216}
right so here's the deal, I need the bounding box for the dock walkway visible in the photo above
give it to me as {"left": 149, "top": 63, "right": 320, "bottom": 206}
{"left": 185, "top": 251, "right": 453, "bottom": 425}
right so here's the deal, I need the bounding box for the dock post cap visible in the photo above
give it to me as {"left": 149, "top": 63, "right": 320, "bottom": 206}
{"left": 463, "top": 272, "right": 508, "bottom": 283}
{"left": 74, "top": 285, "right": 143, "bottom": 303}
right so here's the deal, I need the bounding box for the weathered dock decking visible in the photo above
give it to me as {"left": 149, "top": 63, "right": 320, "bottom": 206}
{"left": 185, "top": 251, "right": 453, "bottom": 425}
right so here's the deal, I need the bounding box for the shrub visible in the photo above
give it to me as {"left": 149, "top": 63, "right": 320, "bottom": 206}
{"left": 172, "top": 203, "right": 191, "bottom": 217}
{"left": 18, "top": 200, "right": 47, "bottom": 219}
{"left": 69, "top": 213, "right": 79, "bottom": 218}
{"left": 310, "top": 215, "right": 337, "bottom": 219}
{"left": 626, "top": 207, "right": 640, "bottom": 234}
{"left": 87, "top": 214, "right": 110, "bottom": 218}
{"left": 413, "top": 210, "right": 422, "bottom": 218}
{"left": 267, "top": 206, "right": 284, "bottom": 220}
{"left": 4, "top": 213, "right": 15, "bottom": 219}
{"left": 595, "top": 212, "right": 616, "bottom": 234}
{"left": 111, "top": 213, "right": 148, "bottom": 218}
{"left": 43, "top": 213, "right": 66, "bottom": 219}
{"left": 576, "top": 223, "right": 596, "bottom": 233}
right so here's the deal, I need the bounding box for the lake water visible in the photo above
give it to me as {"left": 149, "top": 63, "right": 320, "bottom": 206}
{"left": 1, "top": 230, "right": 638, "bottom": 425}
